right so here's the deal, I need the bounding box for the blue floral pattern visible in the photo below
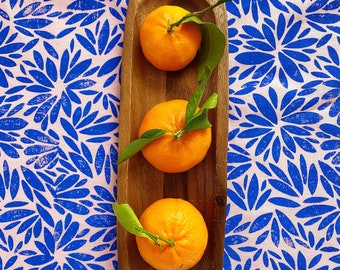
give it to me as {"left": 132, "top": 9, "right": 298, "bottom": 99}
{"left": 0, "top": 0, "right": 339, "bottom": 269}
{"left": 0, "top": 1, "right": 124, "bottom": 268}
{"left": 226, "top": 0, "right": 340, "bottom": 269}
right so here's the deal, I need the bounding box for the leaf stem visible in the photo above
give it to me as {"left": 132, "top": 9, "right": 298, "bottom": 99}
{"left": 135, "top": 226, "right": 175, "bottom": 250}
{"left": 167, "top": 0, "right": 231, "bottom": 33}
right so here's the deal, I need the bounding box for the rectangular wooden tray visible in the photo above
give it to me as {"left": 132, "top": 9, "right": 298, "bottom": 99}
{"left": 117, "top": 0, "right": 229, "bottom": 268}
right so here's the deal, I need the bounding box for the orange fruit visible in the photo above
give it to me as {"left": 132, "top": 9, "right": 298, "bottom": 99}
{"left": 136, "top": 198, "right": 208, "bottom": 270}
{"left": 139, "top": 5, "right": 202, "bottom": 71}
{"left": 138, "top": 99, "right": 211, "bottom": 173}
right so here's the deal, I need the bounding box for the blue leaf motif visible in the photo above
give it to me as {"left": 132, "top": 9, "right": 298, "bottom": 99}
{"left": 24, "top": 255, "right": 53, "bottom": 265}
{"left": 46, "top": 58, "right": 57, "bottom": 82}
{"left": 44, "top": 227, "right": 55, "bottom": 253}
{"left": 324, "top": 65, "right": 340, "bottom": 80}
{"left": 288, "top": 161, "right": 303, "bottom": 195}
{"left": 269, "top": 197, "right": 300, "bottom": 208}
{"left": 249, "top": 213, "right": 273, "bottom": 233}
{"left": 0, "top": 118, "right": 28, "bottom": 130}
{"left": 69, "top": 152, "right": 93, "bottom": 178}
{"left": 81, "top": 10, "right": 105, "bottom": 26}
{"left": 4, "top": 255, "right": 18, "bottom": 269}
{"left": 21, "top": 166, "right": 45, "bottom": 191}
{"left": 276, "top": 210, "right": 298, "bottom": 236}
{"left": 269, "top": 179, "right": 298, "bottom": 197}
{"left": 43, "top": 41, "right": 58, "bottom": 59}
{"left": 57, "top": 221, "right": 79, "bottom": 249}
{"left": 0, "top": 9, "right": 10, "bottom": 20}
{"left": 227, "top": 188, "right": 247, "bottom": 210}
{"left": 29, "top": 70, "right": 54, "bottom": 87}
{"left": 0, "top": 143, "right": 20, "bottom": 158}
{"left": 282, "top": 250, "right": 295, "bottom": 269}
{"left": 14, "top": 19, "right": 53, "bottom": 29}
{"left": 36, "top": 204, "right": 54, "bottom": 227}
{"left": 85, "top": 214, "right": 115, "bottom": 228}
{"left": 297, "top": 251, "right": 307, "bottom": 269}
{"left": 98, "top": 57, "right": 121, "bottom": 77}
{"left": 57, "top": 188, "right": 89, "bottom": 199}
{"left": 79, "top": 123, "right": 118, "bottom": 135}
{"left": 306, "top": 13, "right": 340, "bottom": 24}
{"left": 255, "top": 189, "right": 271, "bottom": 210}
{"left": 64, "top": 59, "right": 92, "bottom": 83}
{"left": 282, "top": 20, "right": 301, "bottom": 45}
{"left": 285, "top": 38, "right": 318, "bottom": 49}
{"left": 247, "top": 174, "right": 259, "bottom": 210}
{"left": 319, "top": 161, "right": 339, "bottom": 185}
{"left": 0, "top": 209, "right": 35, "bottom": 222}
{"left": 76, "top": 34, "right": 96, "bottom": 55}
{"left": 228, "top": 164, "right": 252, "bottom": 180}
{"left": 98, "top": 20, "right": 109, "bottom": 55}
{"left": 296, "top": 205, "right": 336, "bottom": 218}
{"left": 67, "top": 0, "right": 105, "bottom": 10}
{"left": 320, "top": 123, "right": 340, "bottom": 138}
{"left": 94, "top": 186, "right": 114, "bottom": 201}
{"left": 235, "top": 52, "right": 274, "bottom": 65}
{"left": 282, "top": 112, "right": 323, "bottom": 124}
{"left": 225, "top": 235, "right": 248, "bottom": 245}
{"left": 294, "top": 137, "right": 316, "bottom": 153}
{"left": 0, "top": 56, "right": 16, "bottom": 67}
{"left": 238, "top": 128, "right": 272, "bottom": 138}
{"left": 63, "top": 240, "right": 86, "bottom": 251}
{"left": 0, "top": 43, "right": 24, "bottom": 54}
{"left": 253, "top": 93, "right": 278, "bottom": 124}
{"left": 226, "top": 214, "right": 242, "bottom": 233}
{"left": 67, "top": 79, "right": 96, "bottom": 90}
{"left": 279, "top": 52, "right": 303, "bottom": 82}
{"left": 61, "top": 118, "right": 78, "bottom": 140}
{"left": 14, "top": 3, "right": 41, "bottom": 18}
{"left": 95, "top": 145, "right": 105, "bottom": 175}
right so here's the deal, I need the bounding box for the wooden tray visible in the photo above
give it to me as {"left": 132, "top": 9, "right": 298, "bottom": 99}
{"left": 117, "top": 0, "right": 228, "bottom": 268}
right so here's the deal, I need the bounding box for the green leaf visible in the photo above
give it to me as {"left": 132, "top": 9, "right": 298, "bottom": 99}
{"left": 181, "top": 18, "right": 225, "bottom": 123}
{"left": 185, "top": 76, "right": 209, "bottom": 123}
{"left": 182, "top": 109, "right": 211, "bottom": 132}
{"left": 199, "top": 92, "right": 218, "bottom": 112}
{"left": 197, "top": 22, "right": 226, "bottom": 81}
{"left": 181, "top": 18, "right": 226, "bottom": 82}
{"left": 112, "top": 203, "right": 147, "bottom": 238}
{"left": 117, "top": 129, "right": 167, "bottom": 164}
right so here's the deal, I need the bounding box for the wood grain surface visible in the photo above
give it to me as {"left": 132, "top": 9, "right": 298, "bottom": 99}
{"left": 117, "top": 0, "right": 229, "bottom": 268}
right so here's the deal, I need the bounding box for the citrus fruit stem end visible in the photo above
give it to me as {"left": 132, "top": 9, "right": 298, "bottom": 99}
{"left": 167, "top": 0, "right": 230, "bottom": 33}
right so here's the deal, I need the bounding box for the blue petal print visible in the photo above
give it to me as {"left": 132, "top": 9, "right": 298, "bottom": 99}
{"left": 98, "top": 57, "right": 121, "bottom": 77}
{"left": 324, "top": 65, "right": 340, "bottom": 80}
{"left": 253, "top": 93, "right": 278, "bottom": 124}
{"left": 319, "top": 161, "right": 340, "bottom": 185}
{"left": 279, "top": 52, "right": 304, "bottom": 82}
{"left": 235, "top": 52, "right": 274, "bottom": 65}
{"left": 282, "top": 112, "right": 323, "bottom": 124}
{"left": 14, "top": 19, "right": 53, "bottom": 29}
{"left": 21, "top": 166, "right": 45, "bottom": 191}
{"left": 296, "top": 205, "right": 336, "bottom": 218}
{"left": 306, "top": 13, "right": 340, "bottom": 24}
{"left": 69, "top": 152, "right": 93, "bottom": 178}
{"left": 76, "top": 34, "right": 96, "bottom": 55}
{"left": 247, "top": 174, "right": 259, "bottom": 210}
{"left": 85, "top": 214, "right": 115, "bottom": 228}
{"left": 269, "top": 179, "right": 299, "bottom": 197}
{"left": 249, "top": 213, "right": 273, "bottom": 233}
{"left": 67, "top": 0, "right": 105, "bottom": 10}
{"left": 0, "top": 209, "right": 35, "bottom": 222}
{"left": 79, "top": 123, "right": 118, "bottom": 135}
